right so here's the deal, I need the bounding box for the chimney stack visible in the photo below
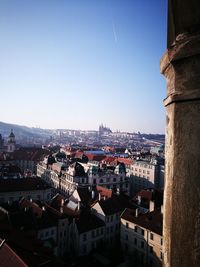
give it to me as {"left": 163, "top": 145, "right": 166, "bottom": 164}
{"left": 91, "top": 190, "right": 95, "bottom": 199}
{"left": 135, "top": 208, "right": 139, "bottom": 217}
{"left": 149, "top": 200, "right": 155, "bottom": 212}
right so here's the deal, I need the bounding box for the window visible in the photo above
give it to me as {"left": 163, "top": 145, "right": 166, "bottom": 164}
{"left": 51, "top": 230, "right": 54, "bottom": 235}
{"left": 92, "top": 230, "right": 95, "bottom": 238}
{"left": 106, "top": 217, "right": 109, "bottom": 223}
{"left": 139, "top": 169, "right": 141, "bottom": 172}
{"left": 83, "top": 233, "right": 87, "bottom": 241}
{"left": 100, "top": 179, "right": 103, "bottom": 183}
{"left": 93, "top": 179, "right": 96, "bottom": 184}
{"left": 82, "top": 244, "right": 87, "bottom": 254}
{"left": 160, "top": 251, "right": 163, "bottom": 260}
{"left": 161, "top": 238, "right": 163, "bottom": 245}
{"left": 111, "top": 215, "right": 113, "bottom": 222}
{"left": 134, "top": 226, "right": 138, "bottom": 232}
{"left": 147, "top": 171, "right": 150, "bottom": 174}
{"left": 141, "top": 241, "right": 144, "bottom": 249}
{"left": 141, "top": 229, "right": 145, "bottom": 236}
{"left": 150, "top": 246, "right": 153, "bottom": 254}
{"left": 96, "top": 229, "right": 99, "bottom": 236}
{"left": 110, "top": 226, "right": 113, "bottom": 233}
{"left": 92, "top": 242, "right": 95, "bottom": 250}
{"left": 45, "top": 231, "right": 49, "bottom": 237}
{"left": 125, "top": 234, "right": 128, "bottom": 240}
{"left": 126, "top": 222, "right": 129, "bottom": 229}
{"left": 150, "top": 233, "right": 154, "bottom": 240}
{"left": 134, "top": 238, "right": 137, "bottom": 245}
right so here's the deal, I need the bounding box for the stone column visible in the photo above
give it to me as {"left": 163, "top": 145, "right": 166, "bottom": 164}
{"left": 161, "top": 1, "right": 200, "bottom": 266}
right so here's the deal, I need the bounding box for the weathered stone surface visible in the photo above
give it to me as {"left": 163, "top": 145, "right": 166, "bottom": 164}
{"left": 167, "top": 0, "right": 200, "bottom": 47}
{"left": 161, "top": 32, "right": 200, "bottom": 267}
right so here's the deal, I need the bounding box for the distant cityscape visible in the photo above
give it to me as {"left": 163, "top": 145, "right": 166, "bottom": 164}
{"left": 0, "top": 122, "right": 164, "bottom": 267}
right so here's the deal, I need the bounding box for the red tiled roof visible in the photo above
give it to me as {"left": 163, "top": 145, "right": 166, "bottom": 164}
{"left": 102, "top": 156, "right": 116, "bottom": 164}
{"left": 137, "top": 190, "right": 153, "bottom": 201}
{"left": 51, "top": 194, "right": 80, "bottom": 217}
{"left": 116, "top": 158, "right": 134, "bottom": 165}
{"left": 20, "top": 199, "right": 43, "bottom": 218}
{"left": 0, "top": 177, "right": 51, "bottom": 193}
{"left": 86, "top": 154, "right": 106, "bottom": 162}
{"left": 12, "top": 148, "right": 49, "bottom": 161}
{"left": 0, "top": 239, "right": 28, "bottom": 267}
{"left": 96, "top": 186, "right": 112, "bottom": 199}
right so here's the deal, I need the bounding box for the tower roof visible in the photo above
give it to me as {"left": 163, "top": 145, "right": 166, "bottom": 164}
{"left": 9, "top": 129, "right": 15, "bottom": 138}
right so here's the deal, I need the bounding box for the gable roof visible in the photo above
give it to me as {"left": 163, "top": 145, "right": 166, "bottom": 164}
{"left": 0, "top": 239, "right": 28, "bottom": 267}
{"left": 96, "top": 186, "right": 113, "bottom": 199}
{"left": 76, "top": 211, "right": 105, "bottom": 234}
{"left": 0, "top": 177, "right": 51, "bottom": 193}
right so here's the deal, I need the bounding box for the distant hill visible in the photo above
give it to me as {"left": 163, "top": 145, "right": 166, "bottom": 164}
{"left": 0, "top": 121, "right": 51, "bottom": 140}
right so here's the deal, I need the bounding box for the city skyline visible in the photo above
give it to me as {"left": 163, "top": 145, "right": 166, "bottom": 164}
{"left": 0, "top": 0, "right": 167, "bottom": 134}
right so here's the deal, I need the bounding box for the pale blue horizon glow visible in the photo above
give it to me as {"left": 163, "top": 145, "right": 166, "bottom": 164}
{"left": 0, "top": 0, "right": 167, "bottom": 134}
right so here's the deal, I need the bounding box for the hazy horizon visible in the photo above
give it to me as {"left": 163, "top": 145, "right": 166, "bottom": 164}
{"left": 0, "top": 0, "right": 167, "bottom": 134}
{"left": 0, "top": 120, "right": 165, "bottom": 135}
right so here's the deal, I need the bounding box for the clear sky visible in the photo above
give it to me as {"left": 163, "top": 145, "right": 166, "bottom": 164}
{"left": 0, "top": 0, "right": 167, "bottom": 134}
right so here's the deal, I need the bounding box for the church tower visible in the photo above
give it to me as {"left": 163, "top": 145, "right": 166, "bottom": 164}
{"left": 7, "top": 129, "right": 16, "bottom": 153}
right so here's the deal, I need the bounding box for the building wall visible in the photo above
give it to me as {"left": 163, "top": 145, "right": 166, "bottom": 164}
{"left": 128, "top": 161, "right": 159, "bottom": 196}
{"left": 121, "top": 217, "right": 162, "bottom": 267}
{"left": 92, "top": 203, "right": 121, "bottom": 247}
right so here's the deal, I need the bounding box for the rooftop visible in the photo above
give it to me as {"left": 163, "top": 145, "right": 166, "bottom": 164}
{"left": 0, "top": 177, "right": 51, "bottom": 193}
{"left": 121, "top": 208, "right": 163, "bottom": 236}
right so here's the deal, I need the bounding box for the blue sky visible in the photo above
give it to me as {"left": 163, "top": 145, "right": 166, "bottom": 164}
{"left": 0, "top": 0, "right": 167, "bottom": 133}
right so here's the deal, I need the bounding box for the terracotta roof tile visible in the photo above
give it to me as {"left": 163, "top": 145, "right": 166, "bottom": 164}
{"left": 0, "top": 177, "right": 51, "bottom": 193}
{"left": 0, "top": 239, "right": 28, "bottom": 267}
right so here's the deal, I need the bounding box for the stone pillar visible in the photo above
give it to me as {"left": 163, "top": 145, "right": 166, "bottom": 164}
{"left": 161, "top": 1, "right": 200, "bottom": 266}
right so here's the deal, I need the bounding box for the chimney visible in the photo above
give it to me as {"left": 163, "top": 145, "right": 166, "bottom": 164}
{"left": 91, "top": 190, "right": 95, "bottom": 199}
{"left": 149, "top": 200, "right": 155, "bottom": 212}
{"left": 161, "top": 204, "right": 163, "bottom": 214}
{"left": 116, "top": 188, "right": 120, "bottom": 195}
{"left": 135, "top": 208, "right": 139, "bottom": 217}
{"left": 138, "top": 195, "right": 141, "bottom": 205}
{"left": 98, "top": 192, "right": 101, "bottom": 201}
